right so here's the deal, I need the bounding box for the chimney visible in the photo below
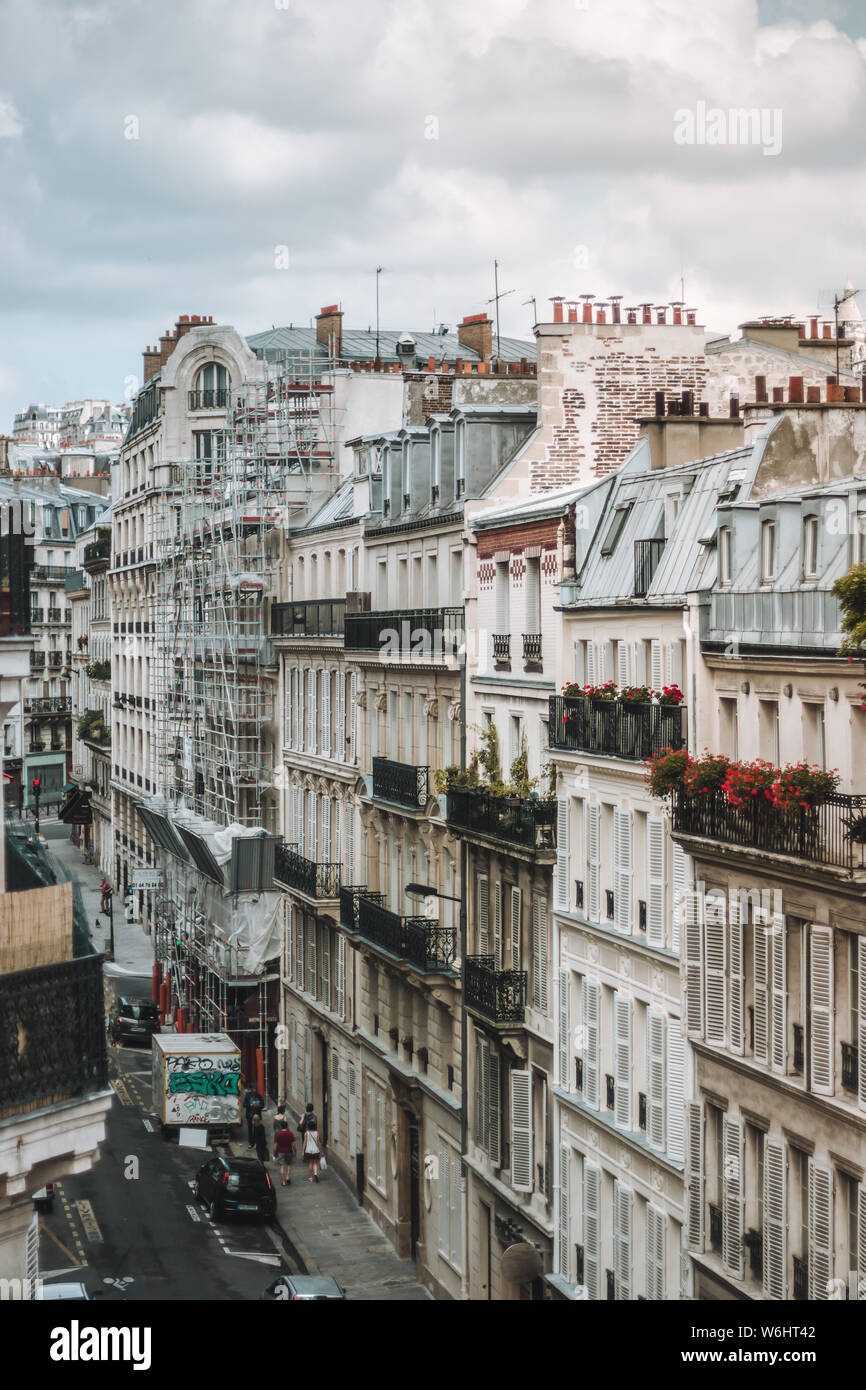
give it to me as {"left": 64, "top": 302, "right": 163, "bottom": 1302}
{"left": 755, "top": 375, "right": 768, "bottom": 402}
{"left": 788, "top": 376, "right": 804, "bottom": 403}
{"left": 581, "top": 295, "right": 594, "bottom": 323}
{"left": 641, "top": 304, "right": 652, "bottom": 324}
{"left": 806, "top": 386, "right": 821, "bottom": 403}
{"left": 316, "top": 304, "right": 343, "bottom": 357}
{"left": 810, "top": 317, "right": 818, "bottom": 339}
{"left": 610, "top": 297, "right": 622, "bottom": 324}
{"left": 567, "top": 303, "right": 578, "bottom": 323}
{"left": 823, "top": 323, "right": 832, "bottom": 340}
{"left": 175, "top": 314, "right": 193, "bottom": 340}
{"left": 142, "top": 345, "right": 161, "bottom": 384}
{"left": 159, "top": 330, "right": 176, "bottom": 366}
{"left": 458, "top": 313, "right": 493, "bottom": 361}
{"left": 550, "top": 297, "right": 565, "bottom": 323}
{"left": 671, "top": 303, "right": 683, "bottom": 325}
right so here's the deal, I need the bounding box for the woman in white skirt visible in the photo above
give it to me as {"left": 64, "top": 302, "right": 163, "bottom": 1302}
{"left": 303, "top": 1119, "right": 322, "bottom": 1182}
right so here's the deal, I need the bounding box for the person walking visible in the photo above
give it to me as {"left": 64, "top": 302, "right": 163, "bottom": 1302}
{"left": 273, "top": 1121, "right": 295, "bottom": 1186}
{"left": 297, "top": 1101, "right": 317, "bottom": 1141}
{"left": 251, "top": 1113, "right": 269, "bottom": 1164}
{"left": 273, "top": 1103, "right": 289, "bottom": 1146}
{"left": 302, "top": 1114, "right": 323, "bottom": 1182}
{"left": 244, "top": 1083, "right": 264, "bottom": 1147}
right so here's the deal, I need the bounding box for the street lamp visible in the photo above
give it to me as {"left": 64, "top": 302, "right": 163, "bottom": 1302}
{"left": 404, "top": 883, "right": 461, "bottom": 903}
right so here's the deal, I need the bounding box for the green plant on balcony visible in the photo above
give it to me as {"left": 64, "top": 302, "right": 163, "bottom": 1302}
{"left": 478, "top": 720, "right": 502, "bottom": 787}
{"left": 617, "top": 684, "right": 653, "bottom": 705}
{"left": 433, "top": 755, "right": 482, "bottom": 793}
{"left": 540, "top": 759, "right": 559, "bottom": 795}
{"left": 832, "top": 563, "right": 866, "bottom": 654}
{"left": 682, "top": 752, "right": 731, "bottom": 797}
{"left": 844, "top": 812, "right": 866, "bottom": 844}
{"left": 509, "top": 735, "right": 538, "bottom": 799}
{"left": 721, "top": 758, "right": 781, "bottom": 808}
{"left": 645, "top": 747, "right": 691, "bottom": 799}
{"left": 584, "top": 680, "right": 617, "bottom": 701}
{"left": 85, "top": 659, "right": 111, "bottom": 682}
{"left": 77, "top": 708, "right": 105, "bottom": 742}
{"left": 767, "top": 762, "right": 839, "bottom": 811}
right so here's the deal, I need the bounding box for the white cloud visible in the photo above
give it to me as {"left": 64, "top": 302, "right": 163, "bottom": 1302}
{"left": 0, "top": 97, "right": 22, "bottom": 139}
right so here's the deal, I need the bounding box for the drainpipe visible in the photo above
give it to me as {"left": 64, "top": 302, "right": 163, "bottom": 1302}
{"left": 459, "top": 632, "right": 469, "bottom": 1299}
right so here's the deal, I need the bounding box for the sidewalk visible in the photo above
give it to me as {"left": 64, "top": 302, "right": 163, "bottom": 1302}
{"left": 230, "top": 1111, "right": 432, "bottom": 1300}
{"left": 43, "top": 822, "right": 154, "bottom": 976}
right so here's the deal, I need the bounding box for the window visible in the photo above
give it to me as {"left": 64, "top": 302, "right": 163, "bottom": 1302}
{"left": 525, "top": 556, "right": 541, "bottom": 635}
{"left": 718, "top": 526, "right": 732, "bottom": 586}
{"left": 760, "top": 520, "right": 776, "bottom": 582}
{"left": 430, "top": 428, "right": 441, "bottom": 503}
{"left": 495, "top": 561, "right": 510, "bottom": 639}
{"left": 803, "top": 703, "right": 826, "bottom": 769}
{"left": 803, "top": 515, "right": 818, "bottom": 579}
{"left": 719, "top": 697, "right": 738, "bottom": 759}
{"left": 600, "top": 504, "right": 633, "bottom": 557}
{"left": 381, "top": 447, "right": 391, "bottom": 517}
{"left": 193, "top": 362, "right": 229, "bottom": 407}
{"left": 454, "top": 420, "right": 466, "bottom": 497}
{"left": 437, "top": 1142, "right": 463, "bottom": 1269}
{"left": 758, "top": 700, "right": 780, "bottom": 766}
{"left": 474, "top": 1032, "right": 501, "bottom": 1164}
{"left": 401, "top": 440, "right": 411, "bottom": 510}
{"left": 366, "top": 1081, "right": 387, "bottom": 1193}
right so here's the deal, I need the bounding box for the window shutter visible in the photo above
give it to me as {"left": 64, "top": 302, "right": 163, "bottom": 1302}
{"left": 285, "top": 902, "right": 293, "bottom": 981}
{"left": 671, "top": 842, "right": 686, "bottom": 954}
{"left": 474, "top": 1035, "right": 486, "bottom": 1148}
{"left": 321, "top": 931, "right": 331, "bottom": 1011}
{"left": 585, "top": 641, "right": 595, "bottom": 686}
{"left": 810, "top": 925, "right": 834, "bottom": 1095}
{"left": 583, "top": 978, "right": 600, "bottom": 1109}
{"left": 705, "top": 891, "right": 726, "bottom": 1046}
{"left": 722, "top": 1116, "right": 744, "bottom": 1278}
{"left": 284, "top": 676, "right": 292, "bottom": 747}
{"left": 770, "top": 912, "right": 786, "bottom": 1074}
{"left": 613, "top": 1181, "right": 633, "bottom": 1300}
{"left": 860, "top": 937, "right": 866, "bottom": 1112}
{"left": 646, "top": 817, "right": 665, "bottom": 946}
{"left": 588, "top": 804, "right": 600, "bottom": 923}
{"left": 333, "top": 798, "right": 342, "bottom": 877}
{"left": 344, "top": 801, "right": 354, "bottom": 883}
{"left": 616, "top": 640, "right": 629, "bottom": 688}
{"left": 307, "top": 791, "right": 318, "bottom": 864}
{"left": 532, "top": 894, "right": 548, "bottom": 1013}
{"left": 348, "top": 672, "right": 357, "bottom": 762}
{"left": 646, "top": 1205, "right": 665, "bottom": 1300}
{"left": 510, "top": 886, "right": 521, "bottom": 970}
{"left": 683, "top": 883, "right": 703, "bottom": 1035}
{"left": 647, "top": 1009, "right": 666, "bottom": 1152}
{"left": 650, "top": 638, "right": 662, "bottom": 693}
{"left": 808, "top": 1161, "right": 833, "bottom": 1300}
{"left": 762, "top": 1140, "right": 785, "bottom": 1300}
{"left": 559, "top": 972, "right": 570, "bottom": 1090}
{"left": 510, "top": 1069, "right": 533, "bottom": 1192}
{"left": 493, "top": 881, "right": 504, "bottom": 969}
{"left": 555, "top": 797, "right": 569, "bottom": 910}
{"left": 451, "top": 1150, "right": 463, "bottom": 1269}
{"left": 477, "top": 874, "right": 490, "bottom": 954}
{"left": 330, "top": 1050, "right": 340, "bottom": 1145}
{"left": 321, "top": 795, "right": 331, "bottom": 863}
{"left": 753, "top": 917, "right": 769, "bottom": 1065}
{"left": 295, "top": 786, "right": 305, "bottom": 855}
{"left": 376, "top": 1089, "right": 385, "bottom": 1188}
{"left": 292, "top": 668, "right": 300, "bottom": 749}
{"left": 334, "top": 669, "right": 344, "bottom": 762}
{"left": 583, "top": 1163, "right": 601, "bottom": 1301}
{"left": 321, "top": 670, "right": 331, "bottom": 757}
{"left": 335, "top": 934, "right": 346, "bottom": 1020}
{"left": 858, "top": 1182, "right": 866, "bottom": 1285}
{"left": 439, "top": 1143, "right": 450, "bottom": 1257}
{"left": 664, "top": 641, "right": 674, "bottom": 686}
{"left": 347, "top": 1061, "right": 357, "bottom": 1156}
{"left": 308, "top": 923, "right": 317, "bottom": 997}
{"left": 665, "top": 1019, "right": 685, "bottom": 1163}
{"left": 686, "top": 1102, "right": 704, "bottom": 1250}
{"left": 487, "top": 1045, "right": 501, "bottom": 1167}
{"left": 728, "top": 892, "right": 744, "bottom": 1055}
{"left": 307, "top": 669, "right": 317, "bottom": 753}
{"left": 614, "top": 993, "right": 632, "bottom": 1131}
{"left": 558, "top": 1144, "right": 570, "bottom": 1279}
{"left": 614, "top": 809, "right": 632, "bottom": 934}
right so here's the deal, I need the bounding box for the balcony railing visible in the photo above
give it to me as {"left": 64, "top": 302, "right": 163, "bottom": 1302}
{"left": 0, "top": 531, "right": 32, "bottom": 637}
{"left": 188, "top": 388, "right": 229, "bottom": 410}
{"left": 522, "top": 632, "right": 542, "bottom": 664}
{"left": 465, "top": 955, "right": 527, "bottom": 1023}
{"left": 492, "top": 633, "right": 510, "bottom": 662}
{"left": 0, "top": 953, "right": 108, "bottom": 1117}
{"left": 372, "top": 757, "right": 429, "bottom": 809}
{"left": 352, "top": 894, "right": 457, "bottom": 972}
{"left": 634, "top": 538, "right": 666, "bottom": 597}
{"left": 30, "top": 608, "right": 44, "bottom": 625}
{"left": 24, "top": 696, "right": 72, "bottom": 714}
{"left": 273, "top": 841, "right": 341, "bottom": 898}
{"left": 46, "top": 608, "right": 63, "bottom": 623}
{"left": 339, "top": 885, "right": 385, "bottom": 931}
{"left": 793, "top": 1255, "right": 808, "bottom": 1301}
{"left": 271, "top": 599, "right": 346, "bottom": 639}
{"left": 344, "top": 606, "right": 464, "bottom": 656}
{"left": 548, "top": 696, "right": 687, "bottom": 760}
{"left": 48, "top": 651, "right": 63, "bottom": 667}
{"left": 709, "top": 1203, "right": 723, "bottom": 1252}
{"left": 672, "top": 785, "right": 866, "bottom": 873}
{"left": 30, "top": 652, "right": 45, "bottom": 668}
{"left": 446, "top": 788, "right": 557, "bottom": 852}
{"left": 842, "top": 1041, "right": 859, "bottom": 1092}
{"left": 745, "top": 1230, "right": 763, "bottom": 1281}
{"left": 83, "top": 537, "right": 111, "bottom": 566}
{"left": 31, "top": 564, "right": 68, "bottom": 583}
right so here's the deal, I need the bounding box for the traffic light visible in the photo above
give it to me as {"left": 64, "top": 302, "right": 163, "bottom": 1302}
{"left": 31, "top": 778, "right": 41, "bottom": 794}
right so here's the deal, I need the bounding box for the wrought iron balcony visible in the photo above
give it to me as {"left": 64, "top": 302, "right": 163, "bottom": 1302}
{"left": 522, "top": 632, "right": 542, "bottom": 664}
{"left": 352, "top": 893, "right": 456, "bottom": 972}
{"left": 339, "top": 884, "right": 385, "bottom": 930}
{"left": 745, "top": 1229, "right": 763, "bottom": 1280}
{"left": 273, "top": 841, "right": 341, "bottom": 898}
{"left": 793, "top": 1255, "right": 808, "bottom": 1301}
{"left": 842, "top": 1041, "right": 859, "bottom": 1092}
{"left": 188, "top": 388, "right": 229, "bottom": 410}
{"left": 30, "top": 608, "right": 44, "bottom": 625}
{"left": 465, "top": 955, "right": 527, "bottom": 1024}
{"left": 492, "top": 633, "right": 510, "bottom": 662}
{"left": 634, "top": 538, "right": 666, "bottom": 597}
{"left": 83, "top": 537, "right": 111, "bottom": 568}
{"left": 30, "top": 652, "right": 45, "bottom": 668}
{"left": 31, "top": 564, "right": 69, "bottom": 583}
{"left": 344, "top": 606, "right": 464, "bottom": 657}
{"left": 47, "top": 608, "right": 63, "bottom": 623}
{"left": 446, "top": 788, "right": 557, "bottom": 852}
{"left": 672, "top": 785, "right": 866, "bottom": 873}
{"left": 48, "top": 651, "right": 63, "bottom": 667}
{"left": 0, "top": 952, "right": 108, "bottom": 1117}
{"left": 271, "top": 598, "right": 346, "bottom": 639}
{"left": 709, "top": 1203, "right": 723, "bottom": 1252}
{"left": 548, "top": 696, "right": 687, "bottom": 760}
{"left": 24, "top": 696, "right": 72, "bottom": 714}
{"left": 372, "top": 757, "right": 429, "bottom": 809}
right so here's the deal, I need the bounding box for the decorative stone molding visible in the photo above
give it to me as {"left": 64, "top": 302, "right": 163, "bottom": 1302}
{"left": 423, "top": 696, "right": 439, "bottom": 719}
{"left": 448, "top": 699, "right": 462, "bottom": 723}
{"left": 374, "top": 691, "right": 387, "bottom": 713}
{"left": 356, "top": 690, "right": 367, "bottom": 710}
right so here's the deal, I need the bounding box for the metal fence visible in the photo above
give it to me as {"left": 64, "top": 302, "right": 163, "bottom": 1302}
{"left": 465, "top": 955, "right": 527, "bottom": 1023}
{"left": 672, "top": 786, "right": 866, "bottom": 872}
{"left": 0, "top": 953, "right": 107, "bottom": 1113}
{"left": 344, "top": 606, "right": 464, "bottom": 655}
{"left": 549, "top": 696, "right": 687, "bottom": 760}
{"left": 273, "top": 842, "right": 341, "bottom": 898}
{"left": 446, "top": 788, "right": 557, "bottom": 851}
{"left": 372, "top": 757, "right": 429, "bottom": 808}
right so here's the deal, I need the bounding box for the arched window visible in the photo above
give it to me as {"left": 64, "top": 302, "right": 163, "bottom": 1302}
{"left": 192, "top": 363, "right": 229, "bottom": 409}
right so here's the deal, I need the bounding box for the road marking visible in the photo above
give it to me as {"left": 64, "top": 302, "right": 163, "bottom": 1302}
{"left": 185, "top": 1204, "right": 201, "bottom": 1223}
{"left": 142, "top": 1119, "right": 154, "bottom": 1132}
{"left": 40, "top": 1221, "right": 85, "bottom": 1268}
{"left": 75, "top": 1200, "right": 104, "bottom": 1244}
{"left": 223, "top": 1250, "right": 281, "bottom": 1266}
{"left": 39, "top": 1266, "right": 82, "bottom": 1281}
{"left": 111, "top": 1077, "right": 134, "bottom": 1108}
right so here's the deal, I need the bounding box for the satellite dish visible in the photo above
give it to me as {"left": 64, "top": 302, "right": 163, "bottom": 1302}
{"left": 501, "top": 1242, "right": 543, "bottom": 1284}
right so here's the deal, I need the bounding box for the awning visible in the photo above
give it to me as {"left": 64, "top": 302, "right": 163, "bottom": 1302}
{"left": 62, "top": 781, "right": 77, "bottom": 793}
{"left": 3, "top": 772, "right": 13, "bottom": 784}
{"left": 57, "top": 786, "right": 93, "bottom": 825}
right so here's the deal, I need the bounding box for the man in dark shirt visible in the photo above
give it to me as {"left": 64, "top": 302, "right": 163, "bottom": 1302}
{"left": 244, "top": 1084, "right": 264, "bottom": 1146}
{"left": 297, "top": 1101, "right": 317, "bottom": 1139}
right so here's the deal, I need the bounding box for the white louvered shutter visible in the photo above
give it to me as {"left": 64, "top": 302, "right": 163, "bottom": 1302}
{"left": 728, "top": 892, "right": 744, "bottom": 1055}
{"left": 285, "top": 902, "right": 293, "bottom": 981}
{"left": 686, "top": 1102, "right": 704, "bottom": 1250}
{"left": 493, "top": 881, "right": 504, "bottom": 969}
{"left": 558, "top": 1144, "right": 570, "bottom": 1279}
{"left": 376, "top": 1089, "right": 385, "bottom": 1187}
{"left": 474, "top": 1036, "right": 486, "bottom": 1148}
{"left": 510, "top": 1069, "right": 533, "bottom": 1192}
{"left": 321, "top": 795, "right": 331, "bottom": 863}
{"left": 335, "top": 933, "right": 346, "bottom": 1020}
{"left": 347, "top": 1062, "right": 357, "bottom": 1155}
{"left": 295, "top": 786, "right": 305, "bottom": 854}
{"left": 808, "top": 1162, "right": 833, "bottom": 1300}
{"left": 763, "top": 1140, "right": 786, "bottom": 1300}
{"left": 617, "top": 640, "right": 629, "bottom": 688}
{"left": 588, "top": 804, "right": 600, "bottom": 923}
{"left": 321, "top": 931, "right": 331, "bottom": 1011}
{"left": 477, "top": 874, "right": 489, "bottom": 955}
{"left": 860, "top": 937, "right": 866, "bottom": 1112}
{"left": 555, "top": 797, "right": 569, "bottom": 910}
{"left": 307, "top": 790, "right": 317, "bottom": 864}
{"left": 532, "top": 894, "right": 549, "bottom": 1012}
{"left": 858, "top": 1183, "right": 866, "bottom": 1286}
{"left": 647, "top": 1009, "right": 666, "bottom": 1152}
{"left": 487, "top": 1046, "right": 501, "bottom": 1167}
{"left": 753, "top": 917, "right": 769, "bottom": 1065}
{"left": 614, "top": 993, "right": 632, "bottom": 1130}
{"left": 770, "top": 911, "right": 786, "bottom": 1075}
{"left": 333, "top": 798, "right": 342, "bottom": 877}
{"left": 664, "top": 641, "right": 675, "bottom": 685}
{"left": 585, "top": 641, "right": 595, "bottom": 686}
{"left": 308, "top": 924, "right": 317, "bottom": 997}
{"left": 810, "top": 925, "right": 834, "bottom": 1095}
{"left": 334, "top": 669, "right": 344, "bottom": 762}
{"left": 559, "top": 971, "right": 570, "bottom": 1090}
{"left": 321, "top": 670, "right": 331, "bottom": 757}
{"left": 683, "top": 882, "right": 703, "bottom": 1035}
{"left": 343, "top": 801, "right": 354, "bottom": 883}
{"left": 646, "top": 817, "right": 665, "bottom": 947}
{"left": 307, "top": 669, "right": 317, "bottom": 753}
{"left": 614, "top": 808, "right": 632, "bottom": 934}
{"left": 439, "top": 1144, "right": 450, "bottom": 1258}
{"left": 646, "top": 1205, "right": 665, "bottom": 1300}
{"left": 671, "top": 842, "right": 686, "bottom": 954}
{"left": 510, "top": 886, "right": 521, "bottom": 970}
{"left": 584, "top": 1163, "right": 601, "bottom": 1300}
{"left": 583, "top": 978, "right": 600, "bottom": 1108}
{"left": 284, "top": 676, "right": 292, "bottom": 747}
{"left": 292, "top": 668, "right": 300, "bottom": 749}
{"left": 705, "top": 891, "right": 726, "bottom": 1046}
{"left": 451, "top": 1150, "right": 463, "bottom": 1268}
{"left": 722, "top": 1115, "right": 744, "bottom": 1278}
{"left": 650, "top": 638, "right": 663, "bottom": 694}
{"left": 613, "top": 1181, "right": 633, "bottom": 1300}
{"left": 348, "top": 672, "right": 357, "bottom": 763}
{"left": 665, "top": 1019, "right": 685, "bottom": 1163}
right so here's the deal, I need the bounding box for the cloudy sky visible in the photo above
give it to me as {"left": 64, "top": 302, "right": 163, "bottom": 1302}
{"left": 1, "top": 0, "right": 866, "bottom": 427}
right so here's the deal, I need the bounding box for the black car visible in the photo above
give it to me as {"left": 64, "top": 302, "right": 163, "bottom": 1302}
{"left": 109, "top": 997, "right": 160, "bottom": 1046}
{"left": 193, "top": 1156, "right": 276, "bottom": 1222}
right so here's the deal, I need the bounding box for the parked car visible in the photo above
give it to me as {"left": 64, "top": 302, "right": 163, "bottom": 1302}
{"left": 108, "top": 997, "right": 160, "bottom": 1046}
{"left": 260, "top": 1275, "right": 345, "bottom": 1301}
{"left": 32, "top": 1183, "right": 54, "bottom": 1213}
{"left": 193, "top": 1155, "right": 276, "bottom": 1222}
{"left": 40, "top": 1282, "right": 104, "bottom": 1301}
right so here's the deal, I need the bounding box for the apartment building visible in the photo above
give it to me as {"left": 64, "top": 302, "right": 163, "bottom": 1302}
{"left": 67, "top": 514, "right": 112, "bottom": 872}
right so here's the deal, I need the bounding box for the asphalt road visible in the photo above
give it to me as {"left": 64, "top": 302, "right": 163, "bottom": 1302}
{"left": 38, "top": 1038, "right": 302, "bottom": 1302}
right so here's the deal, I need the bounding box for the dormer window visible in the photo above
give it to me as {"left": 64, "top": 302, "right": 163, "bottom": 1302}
{"left": 600, "top": 503, "right": 633, "bottom": 557}
{"left": 718, "top": 526, "right": 732, "bottom": 586}
{"left": 761, "top": 519, "right": 776, "bottom": 583}
{"left": 455, "top": 419, "right": 466, "bottom": 498}
{"left": 803, "top": 515, "right": 818, "bottom": 579}
{"left": 381, "top": 446, "right": 391, "bottom": 517}
{"left": 430, "top": 428, "right": 441, "bottom": 505}
{"left": 401, "top": 441, "right": 411, "bottom": 511}
{"left": 191, "top": 363, "right": 229, "bottom": 410}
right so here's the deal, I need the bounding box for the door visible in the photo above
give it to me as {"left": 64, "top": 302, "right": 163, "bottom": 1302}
{"left": 409, "top": 1119, "right": 421, "bottom": 1258}
{"left": 320, "top": 1035, "right": 329, "bottom": 1145}
{"left": 480, "top": 1201, "right": 492, "bottom": 1300}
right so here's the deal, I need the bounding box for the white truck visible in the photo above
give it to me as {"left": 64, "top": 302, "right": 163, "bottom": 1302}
{"left": 152, "top": 1033, "right": 242, "bottom": 1133}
